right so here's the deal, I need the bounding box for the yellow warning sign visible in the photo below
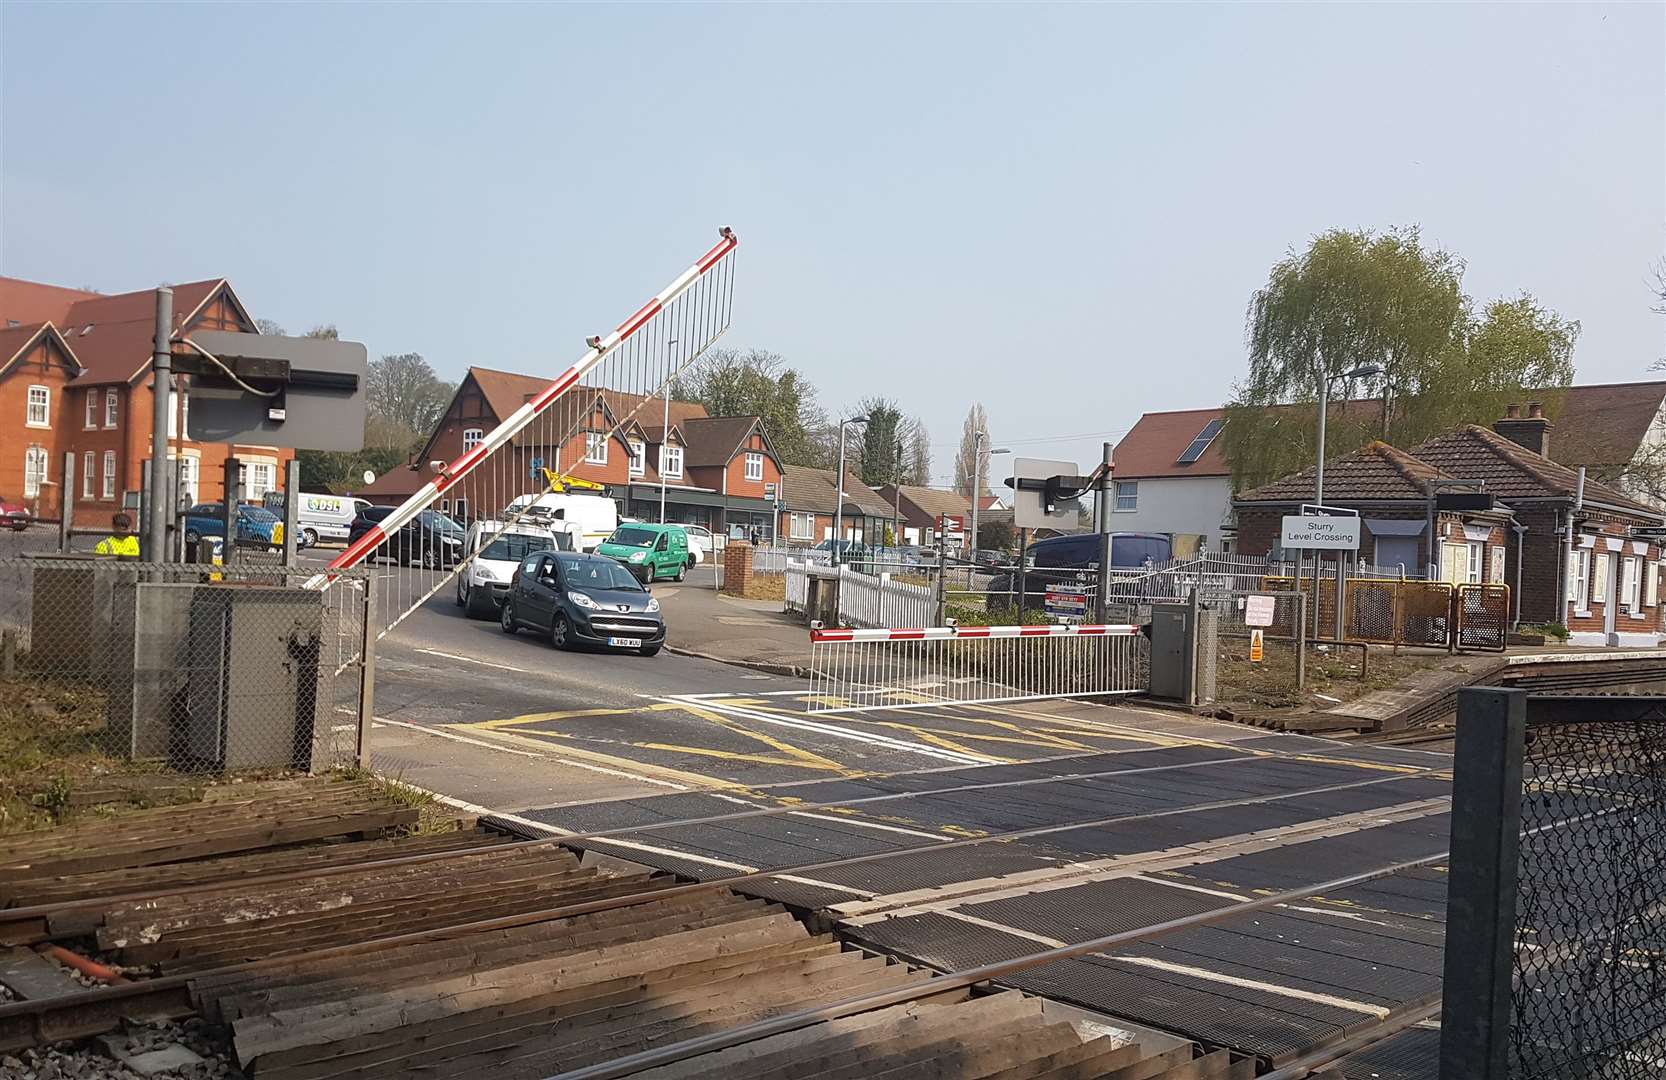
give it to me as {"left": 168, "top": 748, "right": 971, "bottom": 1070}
{"left": 1249, "top": 628, "right": 1264, "bottom": 663}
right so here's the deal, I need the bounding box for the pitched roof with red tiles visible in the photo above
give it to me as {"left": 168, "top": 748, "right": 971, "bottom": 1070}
{"left": 0, "top": 322, "right": 83, "bottom": 377}
{"left": 0, "top": 277, "right": 229, "bottom": 385}
{"left": 1235, "top": 442, "right": 1455, "bottom": 503}
{"left": 0, "top": 278, "right": 100, "bottom": 326}
{"left": 781, "top": 467, "right": 893, "bottom": 517}
{"left": 680, "top": 416, "right": 770, "bottom": 468}
{"left": 1410, "top": 425, "right": 1661, "bottom": 518}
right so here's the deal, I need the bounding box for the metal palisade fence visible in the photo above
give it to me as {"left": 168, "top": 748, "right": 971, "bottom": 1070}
{"left": 0, "top": 556, "right": 372, "bottom": 800}
{"left": 1441, "top": 690, "right": 1666, "bottom": 1080}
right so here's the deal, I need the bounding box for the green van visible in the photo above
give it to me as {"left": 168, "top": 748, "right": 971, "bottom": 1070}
{"left": 596, "top": 523, "right": 691, "bottom": 583}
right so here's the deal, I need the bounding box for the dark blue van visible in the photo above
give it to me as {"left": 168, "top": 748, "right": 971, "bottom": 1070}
{"left": 990, "top": 532, "right": 1173, "bottom": 611}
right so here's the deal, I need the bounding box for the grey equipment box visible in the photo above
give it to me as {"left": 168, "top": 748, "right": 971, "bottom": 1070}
{"left": 1148, "top": 602, "right": 1194, "bottom": 703}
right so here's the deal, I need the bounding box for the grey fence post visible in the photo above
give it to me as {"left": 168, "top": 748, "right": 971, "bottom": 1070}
{"left": 282, "top": 458, "right": 300, "bottom": 567}
{"left": 1295, "top": 592, "right": 1307, "bottom": 691}
{"left": 223, "top": 456, "right": 241, "bottom": 562}
{"left": 59, "top": 451, "right": 75, "bottom": 553}
{"left": 935, "top": 541, "right": 948, "bottom": 624}
{"left": 356, "top": 576, "right": 377, "bottom": 770}
{"left": 1438, "top": 686, "right": 1527, "bottom": 1080}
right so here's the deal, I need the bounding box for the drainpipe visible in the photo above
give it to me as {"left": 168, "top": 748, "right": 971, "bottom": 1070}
{"left": 1512, "top": 519, "right": 1527, "bottom": 631}
{"left": 1560, "top": 467, "right": 1586, "bottom": 628}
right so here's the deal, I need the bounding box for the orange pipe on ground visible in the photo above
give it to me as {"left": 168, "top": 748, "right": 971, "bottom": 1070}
{"left": 39, "top": 944, "right": 128, "bottom": 984}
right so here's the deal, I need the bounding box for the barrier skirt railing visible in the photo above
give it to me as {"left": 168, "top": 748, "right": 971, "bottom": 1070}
{"left": 805, "top": 623, "right": 1147, "bottom": 714}
{"left": 309, "top": 228, "right": 738, "bottom": 641}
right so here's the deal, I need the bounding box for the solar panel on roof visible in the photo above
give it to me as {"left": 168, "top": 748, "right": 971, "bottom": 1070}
{"left": 1176, "top": 418, "right": 1225, "bottom": 464}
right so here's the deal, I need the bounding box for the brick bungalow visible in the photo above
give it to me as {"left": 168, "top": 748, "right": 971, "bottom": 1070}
{"left": 0, "top": 275, "right": 292, "bottom": 527}
{"left": 1234, "top": 408, "right": 1666, "bottom": 645}
{"left": 870, "top": 485, "right": 973, "bottom": 547}
{"left": 778, "top": 467, "right": 895, "bottom": 546}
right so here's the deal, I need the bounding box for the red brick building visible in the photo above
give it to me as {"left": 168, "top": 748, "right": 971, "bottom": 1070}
{"left": 0, "top": 275, "right": 294, "bottom": 527}
{"left": 1233, "top": 408, "right": 1666, "bottom": 645}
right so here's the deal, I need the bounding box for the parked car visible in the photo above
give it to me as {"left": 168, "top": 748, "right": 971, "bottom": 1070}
{"left": 347, "top": 506, "right": 466, "bottom": 568}
{"left": 812, "top": 538, "right": 870, "bottom": 562}
{"left": 500, "top": 550, "right": 665, "bottom": 655}
{"left": 988, "top": 532, "right": 1173, "bottom": 610}
{"left": 596, "top": 523, "right": 690, "bottom": 582}
{"left": 183, "top": 503, "right": 284, "bottom": 550}
{"left": 261, "top": 491, "right": 371, "bottom": 547}
{"left": 1, "top": 496, "right": 30, "bottom": 531}
{"left": 455, "top": 521, "right": 569, "bottom": 617}
{"left": 680, "top": 523, "right": 715, "bottom": 565}
{"left": 503, "top": 492, "right": 619, "bottom": 552}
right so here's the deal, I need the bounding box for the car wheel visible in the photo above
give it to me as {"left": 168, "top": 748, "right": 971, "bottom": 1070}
{"left": 302, "top": 527, "right": 319, "bottom": 547}
{"left": 500, "top": 600, "right": 517, "bottom": 634}
{"left": 184, "top": 530, "right": 199, "bottom": 546}
{"left": 674, "top": 562, "right": 686, "bottom": 582}
{"left": 551, "top": 613, "right": 571, "bottom": 650}
{"left": 641, "top": 645, "right": 661, "bottom": 657}
{"left": 423, "top": 545, "right": 440, "bottom": 571}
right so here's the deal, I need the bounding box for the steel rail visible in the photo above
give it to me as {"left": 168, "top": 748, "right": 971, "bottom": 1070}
{"left": 1256, "top": 1000, "right": 1442, "bottom": 1080}
{"left": 541, "top": 850, "right": 1454, "bottom": 1080}
{"left": 0, "top": 739, "right": 1444, "bottom": 931}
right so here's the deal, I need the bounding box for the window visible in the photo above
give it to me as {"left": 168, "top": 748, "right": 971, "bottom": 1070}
{"left": 660, "top": 445, "right": 683, "bottom": 479}
{"left": 1175, "top": 418, "right": 1225, "bottom": 464}
{"left": 1114, "top": 480, "right": 1137, "bottom": 512}
{"left": 462, "top": 428, "right": 483, "bottom": 451}
{"left": 23, "top": 446, "right": 48, "bottom": 498}
{"left": 170, "top": 453, "right": 199, "bottom": 504}
{"left": 1568, "top": 548, "right": 1591, "bottom": 609}
{"left": 26, "top": 386, "right": 49, "bottom": 428}
{"left": 585, "top": 431, "right": 608, "bottom": 465}
{"left": 85, "top": 389, "right": 98, "bottom": 429}
{"left": 166, "top": 388, "right": 189, "bottom": 439}
{"left": 240, "top": 461, "right": 275, "bottom": 501}
{"left": 102, "top": 451, "right": 116, "bottom": 500}
{"left": 744, "top": 452, "right": 764, "bottom": 482}
{"left": 1591, "top": 552, "right": 1610, "bottom": 605}
{"left": 1465, "top": 543, "right": 1483, "bottom": 585}
{"left": 1651, "top": 562, "right": 1662, "bottom": 610}
{"left": 179, "top": 388, "right": 188, "bottom": 439}
{"left": 82, "top": 452, "right": 94, "bottom": 498}
{"left": 105, "top": 388, "right": 118, "bottom": 429}
{"left": 790, "top": 512, "right": 814, "bottom": 540}
{"left": 1622, "top": 555, "right": 1643, "bottom": 611}
{"left": 629, "top": 440, "right": 646, "bottom": 476}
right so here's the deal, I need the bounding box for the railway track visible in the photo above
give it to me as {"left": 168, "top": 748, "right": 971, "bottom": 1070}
{"left": 0, "top": 751, "right": 1450, "bottom": 1079}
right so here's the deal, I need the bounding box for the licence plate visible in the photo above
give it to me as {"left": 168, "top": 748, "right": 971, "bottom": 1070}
{"left": 607, "top": 637, "right": 641, "bottom": 648}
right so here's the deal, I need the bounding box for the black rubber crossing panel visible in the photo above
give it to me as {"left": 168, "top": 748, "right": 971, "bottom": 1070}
{"left": 795, "top": 841, "right": 1069, "bottom": 901}
{"left": 1178, "top": 905, "right": 1446, "bottom": 966}
{"left": 1332, "top": 1024, "right": 1440, "bottom": 1080}
{"left": 956, "top": 876, "right": 1233, "bottom": 942}
{"left": 523, "top": 792, "right": 764, "bottom": 831}
{"left": 1183, "top": 816, "right": 1450, "bottom": 893}
{"left": 1229, "top": 734, "right": 1451, "bottom": 769}
{"left": 621, "top": 817, "right": 926, "bottom": 870}
{"left": 1268, "top": 776, "right": 1449, "bottom": 817}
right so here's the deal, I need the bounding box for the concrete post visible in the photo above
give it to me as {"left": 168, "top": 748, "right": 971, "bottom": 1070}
{"left": 59, "top": 451, "right": 75, "bottom": 553}
{"left": 148, "top": 287, "right": 173, "bottom": 560}
{"left": 356, "top": 576, "right": 376, "bottom": 770}
{"left": 223, "top": 456, "right": 241, "bottom": 562}
{"left": 282, "top": 458, "right": 301, "bottom": 567}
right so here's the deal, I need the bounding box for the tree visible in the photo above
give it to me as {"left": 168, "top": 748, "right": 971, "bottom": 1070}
{"left": 978, "top": 516, "right": 1015, "bottom": 552}
{"left": 675, "top": 348, "right": 829, "bottom": 466}
{"left": 855, "top": 397, "right": 904, "bottom": 486}
{"left": 904, "top": 417, "right": 932, "bottom": 486}
{"left": 953, "top": 404, "right": 990, "bottom": 498}
{"left": 367, "top": 352, "right": 453, "bottom": 443}
{"left": 1223, "top": 227, "right": 1578, "bottom": 489}
{"left": 255, "top": 318, "right": 286, "bottom": 336}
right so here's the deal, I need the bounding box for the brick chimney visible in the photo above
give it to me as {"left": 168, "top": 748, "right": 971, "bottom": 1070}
{"left": 1494, "top": 401, "right": 1551, "bottom": 457}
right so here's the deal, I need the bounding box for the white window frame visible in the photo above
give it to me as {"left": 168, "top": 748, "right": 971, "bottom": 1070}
{"left": 585, "top": 431, "right": 608, "bottom": 466}
{"left": 1651, "top": 561, "right": 1663, "bottom": 610}
{"left": 169, "top": 452, "right": 199, "bottom": 505}
{"left": 105, "top": 388, "right": 118, "bottom": 429}
{"left": 790, "top": 512, "right": 814, "bottom": 540}
{"left": 1569, "top": 548, "right": 1591, "bottom": 613}
{"left": 1623, "top": 554, "right": 1643, "bottom": 612}
{"left": 82, "top": 451, "right": 95, "bottom": 498}
{"left": 1114, "top": 480, "right": 1137, "bottom": 512}
{"left": 629, "top": 440, "right": 646, "bottom": 476}
{"left": 660, "top": 445, "right": 683, "bottom": 479}
{"left": 26, "top": 385, "right": 49, "bottom": 428}
{"left": 1591, "top": 552, "right": 1610, "bottom": 606}
{"left": 85, "top": 389, "right": 98, "bottom": 429}
{"left": 23, "top": 446, "right": 48, "bottom": 498}
{"left": 744, "top": 452, "right": 764, "bottom": 482}
{"left": 462, "top": 427, "right": 483, "bottom": 451}
{"left": 1465, "top": 542, "right": 1484, "bottom": 585}
{"left": 101, "top": 451, "right": 116, "bottom": 500}
{"left": 239, "top": 460, "right": 276, "bottom": 502}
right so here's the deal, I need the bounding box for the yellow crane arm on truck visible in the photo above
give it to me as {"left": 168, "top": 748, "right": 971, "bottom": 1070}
{"left": 540, "top": 469, "right": 607, "bottom": 494}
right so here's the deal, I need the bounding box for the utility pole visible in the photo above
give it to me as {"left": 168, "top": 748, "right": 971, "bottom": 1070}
{"left": 148, "top": 287, "right": 173, "bottom": 560}
{"left": 892, "top": 440, "right": 903, "bottom": 549}
{"left": 660, "top": 338, "right": 678, "bottom": 526}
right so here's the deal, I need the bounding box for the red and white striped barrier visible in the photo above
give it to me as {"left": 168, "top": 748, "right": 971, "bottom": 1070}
{"left": 805, "top": 621, "right": 1147, "bottom": 714}
{"left": 811, "top": 623, "right": 1139, "bottom": 643}
{"left": 316, "top": 229, "right": 735, "bottom": 584}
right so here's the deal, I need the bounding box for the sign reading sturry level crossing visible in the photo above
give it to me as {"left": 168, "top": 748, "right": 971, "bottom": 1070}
{"left": 1281, "top": 514, "right": 1361, "bottom": 550}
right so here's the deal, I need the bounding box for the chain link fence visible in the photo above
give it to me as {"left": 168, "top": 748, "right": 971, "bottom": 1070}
{"left": 1443, "top": 692, "right": 1666, "bottom": 1080}
{"left": 0, "top": 555, "right": 370, "bottom": 829}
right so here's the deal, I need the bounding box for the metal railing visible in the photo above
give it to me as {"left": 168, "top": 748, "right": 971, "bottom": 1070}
{"left": 1441, "top": 690, "right": 1666, "bottom": 1080}
{"left": 805, "top": 623, "right": 1147, "bottom": 714}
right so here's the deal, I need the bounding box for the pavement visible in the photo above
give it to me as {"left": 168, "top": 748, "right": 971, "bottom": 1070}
{"left": 654, "top": 568, "right": 814, "bottom": 674}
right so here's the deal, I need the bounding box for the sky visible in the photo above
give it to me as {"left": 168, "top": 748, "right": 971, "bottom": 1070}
{"left": 4, "top": 3, "right": 1662, "bottom": 490}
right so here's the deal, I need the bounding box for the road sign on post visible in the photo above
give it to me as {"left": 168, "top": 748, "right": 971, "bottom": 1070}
{"left": 1007, "top": 457, "right": 1080, "bottom": 530}
{"left": 1280, "top": 514, "right": 1361, "bottom": 551}
{"left": 938, "top": 513, "right": 966, "bottom": 547}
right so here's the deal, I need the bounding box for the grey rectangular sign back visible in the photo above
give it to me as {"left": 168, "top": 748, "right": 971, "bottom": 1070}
{"left": 185, "top": 330, "right": 368, "bottom": 451}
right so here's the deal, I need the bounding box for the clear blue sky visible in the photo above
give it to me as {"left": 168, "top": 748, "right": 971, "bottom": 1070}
{"left": 4, "top": 3, "right": 1661, "bottom": 487}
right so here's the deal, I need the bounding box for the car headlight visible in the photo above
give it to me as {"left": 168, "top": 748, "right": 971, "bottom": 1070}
{"left": 628, "top": 550, "right": 647, "bottom": 562}
{"left": 473, "top": 563, "right": 499, "bottom": 584}
{"left": 646, "top": 597, "right": 660, "bottom": 613}
{"left": 567, "top": 591, "right": 599, "bottom": 609}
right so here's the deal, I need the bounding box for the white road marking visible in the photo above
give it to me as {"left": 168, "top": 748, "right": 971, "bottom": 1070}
{"left": 414, "top": 648, "right": 529, "bottom": 673}
{"left": 372, "top": 717, "right": 688, "bottom": 790}
{"left": 1133, "top": 875, "right": 1252, "bottom": 902}
{"left": 653, "top": 694, "right": 993, "bottom": 766}
{"left": 771, "top": 874, "right": 874, "bottom": 898}
{"left": 585, "top": 836, "right": 758, "bottom": 872}
{"left": 787, "top": 811, "right": 947, "bottom": 840}
{"left": 1103, "top": 955, "right": 1390, "bottom": 1018}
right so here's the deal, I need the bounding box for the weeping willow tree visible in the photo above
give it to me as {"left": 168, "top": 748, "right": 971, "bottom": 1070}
{"left": 1223, "top": 227, "right": 1579, "bottom": 491}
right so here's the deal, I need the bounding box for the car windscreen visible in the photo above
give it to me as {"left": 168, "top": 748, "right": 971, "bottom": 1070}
{"left": 481, "top": 533, "right": 553, "bottom": 562}
{"left": 608, "top": 526, "right": 659, "bottom": 548}
{"left": 559, "top": 557, "right": 643, "bottom": 591}
{"left": 1110, "top": 534, "right": 1171, "bottom": 568}
{"left": 239, "top": 506, "right": 279, "bottom": 523}
{"left": 418, "top": 510, "right": 463, "bottom": 533}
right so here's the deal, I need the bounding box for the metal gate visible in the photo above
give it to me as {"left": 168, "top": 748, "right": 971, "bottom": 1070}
{"left": 310, "top": 229, "right": 738, "bottom": 638}
{"left": 1455, "top": 583, "right": 1510, "bottom": 652}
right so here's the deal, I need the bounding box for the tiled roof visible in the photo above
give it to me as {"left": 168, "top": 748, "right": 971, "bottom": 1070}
{"left": 781, "top": 467, "right": 893, "bottom": 517}
{"left": 1235, "top": 442, "right": 1454, "bottom": 503}
{"left": 877, "top": 485, "right": 972, "bottom": 520}
{"left": 1411, "top": 425, "right": 1661, "bottom": 517}
{"left": 0, "top": 278, "right": 227, "bottom": 385}
{"left": 679, "top": 416, "right": 764, "bottom": 467}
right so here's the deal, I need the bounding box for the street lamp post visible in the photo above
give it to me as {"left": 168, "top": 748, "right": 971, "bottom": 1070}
{"left": 1312, "top": 363, "right": 1383, "bottom": 638}
{"left": 833, "top": 415, "right": 868, "bottom": 565}
{"left": 969, "top": 432, "right": 1008, "bottom": 558}
{"left": 659, "top": 338, "right": 679, "bottom": 525}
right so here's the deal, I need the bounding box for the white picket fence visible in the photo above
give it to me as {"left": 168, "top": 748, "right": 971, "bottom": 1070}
{"left": 785, "top": 559, "right": 810, "bottom": 613}
{"left": 782, "top": 559, "right": 937, "bottom": 629}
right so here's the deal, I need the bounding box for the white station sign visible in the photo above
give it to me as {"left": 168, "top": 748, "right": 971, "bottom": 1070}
{"left": 1280, "top": 514, "right": 1361, "bottom": 551}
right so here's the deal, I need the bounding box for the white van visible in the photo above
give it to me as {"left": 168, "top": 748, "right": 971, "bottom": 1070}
{"left": 504, "top": 493, "right": 618, "bottom": 552}
{"left": 456, "top": 520, "right": 570, "bottom": 617}
{"left": 263, "top": 492, "right": 371, "bottom": 547}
